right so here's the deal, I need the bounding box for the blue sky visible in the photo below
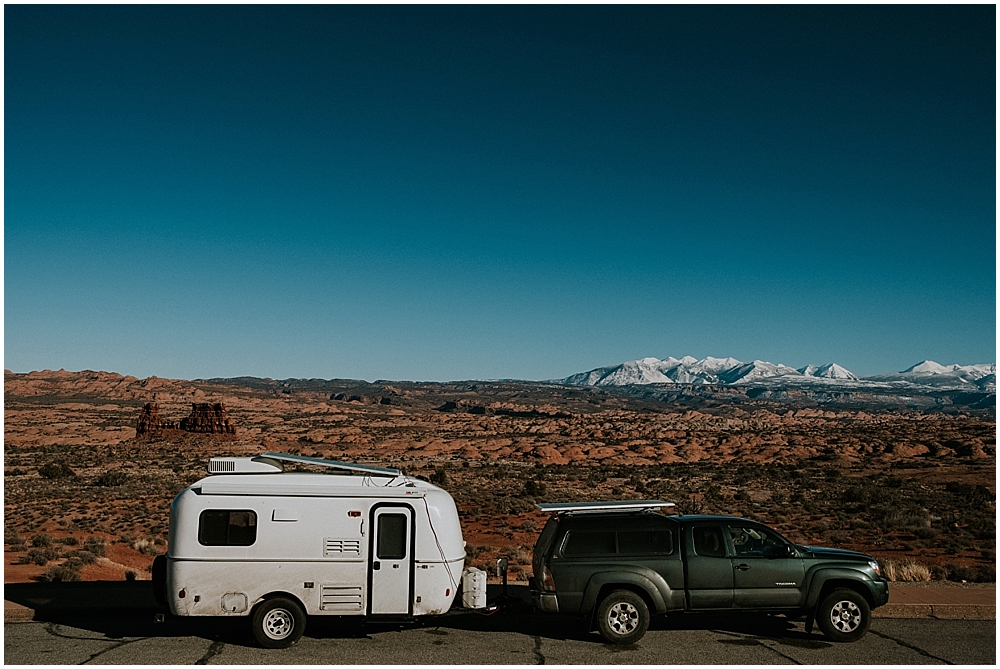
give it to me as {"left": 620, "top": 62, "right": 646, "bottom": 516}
{"left": 5, "top": 5, "right": 995, "bottom": 381}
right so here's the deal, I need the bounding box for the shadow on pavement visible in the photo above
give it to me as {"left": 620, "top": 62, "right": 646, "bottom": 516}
{"left": 5, "top": 581, "right": 833, "bottom": 648}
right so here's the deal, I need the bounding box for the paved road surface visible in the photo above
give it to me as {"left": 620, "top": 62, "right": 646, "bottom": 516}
{"left": 5, "top": 608, "right": 994, "bottom": 665}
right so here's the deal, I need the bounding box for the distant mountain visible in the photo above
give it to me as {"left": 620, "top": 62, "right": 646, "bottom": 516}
{"left": 561, "top": 357, "right": 994, "bottom": 392}
{"left": 867, "top": 361, "right": 996, "bottom": 391}
{"left": 800, "top": 363, "right": 858, "bottom": 380}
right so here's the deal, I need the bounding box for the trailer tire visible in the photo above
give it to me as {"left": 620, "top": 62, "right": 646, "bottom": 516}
{"left": 150, "top": 555, "right": 167, "bottom": 609}
{"left": 251, "top": 597, "right": 306, "bottom": 649}
{"left": 596, "top": 590, "right": 649, "bottom": 644}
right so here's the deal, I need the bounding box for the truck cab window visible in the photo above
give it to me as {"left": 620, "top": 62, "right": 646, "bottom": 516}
{"left": 198, "top": 510, "right": 257, "bottom": 546}
{"left": 692, "top": 526, "right": 725, "bottom": 557}
{"left": 729, "top": 525, "right": 787, "bottom": 557}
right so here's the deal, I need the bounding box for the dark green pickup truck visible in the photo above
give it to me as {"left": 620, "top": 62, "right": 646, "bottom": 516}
{"left": 531, "top": 501, "right": 889, "bottom": 644}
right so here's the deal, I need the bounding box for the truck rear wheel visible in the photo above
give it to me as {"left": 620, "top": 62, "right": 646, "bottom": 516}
{"left": 596, "top": 590, "right": 649, "bottom": 644}
{"left": 816, "top": 588, "right": 870, "bottom": 642}
{"left": 251, "top": 597, "right": 306, "bottom": 649}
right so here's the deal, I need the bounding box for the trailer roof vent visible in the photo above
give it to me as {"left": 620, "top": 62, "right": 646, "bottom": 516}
{"left": 208, "top": 456, "right": 284, "bottom": 475}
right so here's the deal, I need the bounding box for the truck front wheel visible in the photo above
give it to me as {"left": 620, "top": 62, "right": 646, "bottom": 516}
{"left": 596, "top": 590, "right": 649, "bottom": 644}
{"left": 251, "top": 597, "right": 306, "bottom": 649}
{"left": 816, "top": 588, "right": 870, "bottom": 642}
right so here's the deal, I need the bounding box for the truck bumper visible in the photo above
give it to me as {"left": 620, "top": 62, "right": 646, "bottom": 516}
{"left": 533, "top": 592, "right": 559, "bottom": 614}
{"left": 873, "top": 578, "right": 890, "bottom": 607}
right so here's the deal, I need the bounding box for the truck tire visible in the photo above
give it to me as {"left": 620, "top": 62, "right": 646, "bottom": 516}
{"left": 596, "top": 590, "right": 649, "bottom": 644}
{"left": 251, "top": 597, "right": 306, "bottom": 649}
{"left": 150, "top": 555, "right": 167, "bottom": 609}
{"left": 816, "top": 588, "right": 870, "bottom": 642}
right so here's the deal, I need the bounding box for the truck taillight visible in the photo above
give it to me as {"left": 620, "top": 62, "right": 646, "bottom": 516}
{"left": 540, "top": 565, "right": 555, "bottom": 591}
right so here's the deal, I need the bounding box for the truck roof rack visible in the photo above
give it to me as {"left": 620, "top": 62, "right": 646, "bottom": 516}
{"left": 535, "top": 500, "right": 675, "bottom": 515}
{"left": 261, "top": 452, "right": 401, "bottom": 477}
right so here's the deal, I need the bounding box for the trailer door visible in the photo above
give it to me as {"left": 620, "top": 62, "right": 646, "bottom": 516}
{"left": 369, "top": 506, "right": 413, "bottom": 614}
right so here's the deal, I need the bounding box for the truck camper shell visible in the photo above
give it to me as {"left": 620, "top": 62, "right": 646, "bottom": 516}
{"left": 162, "top": 453, "right": 470, "bottom": 647}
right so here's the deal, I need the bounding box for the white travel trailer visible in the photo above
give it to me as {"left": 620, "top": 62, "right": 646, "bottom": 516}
{"left": 160, "top": 452, "right": 472, "bottom": 647}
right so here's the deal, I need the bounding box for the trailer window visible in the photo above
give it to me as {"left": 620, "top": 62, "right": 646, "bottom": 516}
{"left": 198, "top": 510, "right": 257, "bottom": 546}
{"left": 377, "top": 514, "right": 407, "bottom": 560}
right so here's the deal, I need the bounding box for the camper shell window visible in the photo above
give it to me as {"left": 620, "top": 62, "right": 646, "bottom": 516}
{"left": 198, "top": 510, "right": 257, "bottom": 546}
{"left": 561, "top": 525, "right": 675, "bottom": 557}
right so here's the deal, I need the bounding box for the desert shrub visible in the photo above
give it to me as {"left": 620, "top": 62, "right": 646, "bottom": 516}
{"left": 66, "top": 549, "right": 98, "bottom": 564}
{"left": 430, "top": 467, "right": 448, "bottom": 486}
{"left": 974, "top": 565, "right": 996, "bottom": 582}
{"left": 39, "top": 462, "right": 76, "bottom": 479}
{"left": 94, "top": 470, "right": 129, "bottom": 487}
{"left": 125, "top": 570, "right": 137, "bottom": 581}
{"left": 20, "top": 547, "right": 60, "bottom": 566}
{"left": 945, "top": 481, "right": 993, "bottom": 498}
{"left": 521, "top": 519, "right": 538, "bottom": 533}
{"left": 132, "top": 539, "right": 161, "bottom": 556}
{"left": 967, "top": 519, "right": 996, "bottom": 540}
{"left": 30, "top": 533, "right": 53, "bottom": 548}
{"left": 880, "top": 559, "right": 932, "bottom": 582}
{"left": 827, "top": 531, "right": 849, "bottom": 545}
{"left": 522, "top": 479, "right": 547, "bottom": 498}
{"left": 83, "top": 537, "right": 107, "bottom": 557}
{"left": 56, "top": 536, "right": 79, "bottom": 546}
{"left": 913, "top": 527, "right": 940, "bottom": 540}
{"left": 5, "top": 527, "right": 25, "bottom": 549}
{"left": 944, "top": 564, "right": 995, "bottom": 583}
{"left": 40, "top": 563, "right": 82, "bottom": 582}
{"left": 879, "top": 509, "right": 931, "bottom": 532}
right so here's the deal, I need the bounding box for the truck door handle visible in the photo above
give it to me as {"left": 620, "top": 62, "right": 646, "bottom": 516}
{"left": 373, "top": 562, "right": 381, "bottom": 570}
{"left": 735, "top": 563, "right": 750, "bottom": 571}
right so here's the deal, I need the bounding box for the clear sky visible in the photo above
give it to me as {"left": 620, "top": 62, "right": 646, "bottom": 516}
{"left": 4, "top": 5, "right": 996, "bottom": 381}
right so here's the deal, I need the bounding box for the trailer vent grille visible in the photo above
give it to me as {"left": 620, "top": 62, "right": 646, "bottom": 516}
{"left": 320, "top": 585, "right": 363, "bottom": 611}
{"left": 324, "top": 538, "right": 362, "bottom": 558}
{"left": 209, "top": 459, "right": 236, "bottom": 473}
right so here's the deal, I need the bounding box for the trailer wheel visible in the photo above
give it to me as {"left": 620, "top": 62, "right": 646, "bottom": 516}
{"left": 251, "top": 597, "right": 306, "bottom": 649}
{"left": 596, "top": 590, "right": 649, "bottom": 644}
{"left": 150, "top": 555, "right": 167, "bottom": 609}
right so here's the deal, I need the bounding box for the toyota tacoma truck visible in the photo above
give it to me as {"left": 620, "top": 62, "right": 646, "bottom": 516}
{"left": 531, "top": 501, "right": 889, "bottom": 644}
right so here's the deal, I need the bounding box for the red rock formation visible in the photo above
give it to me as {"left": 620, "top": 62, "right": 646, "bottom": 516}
{"left": 135, "top": 403, "right": 175, "bottom": 435}
{"left": 179, "top": 403, "right": 236, "bottom": 434}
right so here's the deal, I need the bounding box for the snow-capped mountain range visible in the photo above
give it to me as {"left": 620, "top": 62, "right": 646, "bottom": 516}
{"left": 562, "top": 356, "right": 995, "bottom": 392}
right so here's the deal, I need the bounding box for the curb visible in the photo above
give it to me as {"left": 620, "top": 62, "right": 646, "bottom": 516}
{"left": 874, "top": 604, "right": 995, "bottom": 620}
{"left": 4, "top": 603, "right": 36, "bottom": 623}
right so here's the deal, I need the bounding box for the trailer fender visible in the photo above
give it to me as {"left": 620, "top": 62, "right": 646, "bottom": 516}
{"left": 581, "top": 570, "right": 669, "bottom": 615}
{"left": 251, "top": 591, "right": 308, "bottom": 618}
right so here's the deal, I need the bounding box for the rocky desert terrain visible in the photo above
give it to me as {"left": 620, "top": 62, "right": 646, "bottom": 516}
{"left": 4, "top": 369, "right": 995, "bottom": 584}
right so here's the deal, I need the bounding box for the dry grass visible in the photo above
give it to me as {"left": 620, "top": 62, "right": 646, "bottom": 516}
{"left": 880, "top": 558, "right": 932, "bottom": 582}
